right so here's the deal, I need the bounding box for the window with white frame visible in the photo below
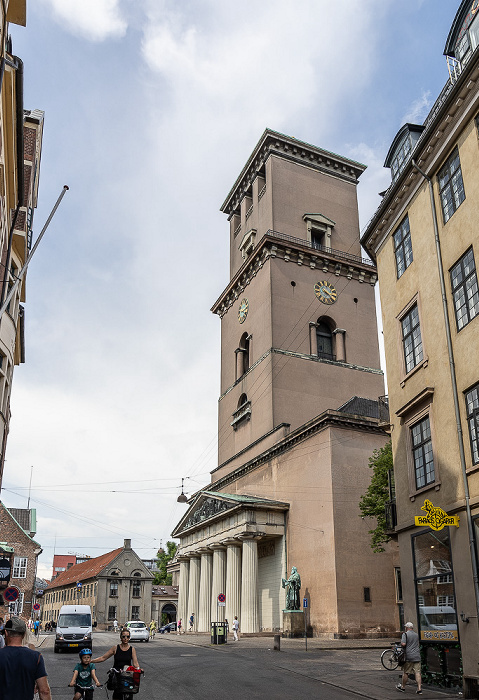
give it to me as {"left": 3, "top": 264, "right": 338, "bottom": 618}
{"left": 393, "top": 215, "right": 413, "bottom": 278}
{"left": 465, "top": 383, "right": 479, "bottom": 464}
{"left": 437, "top": 595, "right": 454, "bottom": 606}
{"left": 13, "top": 557, "right": 27, "bottom": 578}
{"left": 438, "top": 148, "right": 465, "bottom": 223}
{"left": 401, "top": 304, "right": 423, "bottom": 374}
{"left": 450, "top": 248, "right": 479, "bottom": 331}
{"left": 411, "top": 416, "right": 435, "bottom": 489}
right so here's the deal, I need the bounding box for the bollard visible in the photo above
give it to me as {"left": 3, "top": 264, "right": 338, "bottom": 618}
{"left": 273, "top": 634, "right": 281, "bottom": 651}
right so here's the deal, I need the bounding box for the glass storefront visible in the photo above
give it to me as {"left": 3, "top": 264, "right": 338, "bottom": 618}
{"left": 412, "top": 528, "right": 458, "bottom": 642}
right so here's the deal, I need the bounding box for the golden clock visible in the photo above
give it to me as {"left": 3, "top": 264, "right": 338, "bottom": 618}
{"left": 238, "top": 298, "right": 249, "bottom": 323}
{"left": 314, "top": 281, "right": 337, "bottom": 305}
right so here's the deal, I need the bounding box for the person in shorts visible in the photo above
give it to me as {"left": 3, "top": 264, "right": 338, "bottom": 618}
{"left": 69, "top": 648, "right": 101, "bottom": 700}
{"left": 0, "top": 616, "right": 51, "bottom": 700}
{"left": 396, "top": 621, "right": 422, "bottom": 694}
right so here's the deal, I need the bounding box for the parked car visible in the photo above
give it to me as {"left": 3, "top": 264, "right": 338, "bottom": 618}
{"left": 124, "top": 621, "right": 149, "bottom": 642}
{"left": 159, "top": 621, "right": 177, "bottom": 633}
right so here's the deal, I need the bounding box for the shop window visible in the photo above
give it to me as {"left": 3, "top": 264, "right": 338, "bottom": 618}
{"left": 411, "top": 416, "right": 435, "bottom": 490}
{"left": 450, "top": 248, "right": 479, "bottom": 331}
{"left": 438, "top": 147, "right": 465, "bottom": 223}
{"left": 412, "top": 528, "right": 458, "bottom": 642}
{"left": 401, "top": 303, "right": 423, "bottom": 375}
{"left": 393, "top": 215, "right": 413, "bottom": 278}
{"left": 108, "top": 606, "right": 117, "bottom": 621}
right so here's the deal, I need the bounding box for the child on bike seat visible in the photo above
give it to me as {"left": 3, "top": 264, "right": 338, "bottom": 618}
{"left": 69, "top": 648, "right": 101, "bottom": 700}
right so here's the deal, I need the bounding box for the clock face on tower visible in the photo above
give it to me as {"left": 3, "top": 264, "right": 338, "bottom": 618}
{"left": 238, "top": 298, "right": 249, "bottom": 323}
{"left": 314, "top": 281, "right": 337, "bottom": 305}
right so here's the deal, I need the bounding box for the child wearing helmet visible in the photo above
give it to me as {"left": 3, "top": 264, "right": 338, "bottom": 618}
{"left": 69, "top": 648, "right": 101, "bottom": 699}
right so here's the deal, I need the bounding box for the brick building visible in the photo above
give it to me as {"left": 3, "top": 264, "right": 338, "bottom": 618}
{"left": 0, "top": 501, "right": 42, "bottom": 620}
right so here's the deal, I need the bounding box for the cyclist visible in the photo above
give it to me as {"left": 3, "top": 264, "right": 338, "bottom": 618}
{"left": 69, "top": 648, "right": 101, "bottom": 700}
{"left": 92, "top": 628, "right": 140, "bottom": 699}
{"left": 149, "top": 620, "right": 156, "bottom": 639}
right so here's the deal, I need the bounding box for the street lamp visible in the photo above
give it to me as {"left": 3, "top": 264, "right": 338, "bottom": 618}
{"left": 177, "top": 478, "right": 189, "bottom": 503}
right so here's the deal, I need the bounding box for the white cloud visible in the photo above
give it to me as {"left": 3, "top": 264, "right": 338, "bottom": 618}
{"left": 40, "top": 0, "right": 127, "bottom": 41}
{"left": 401, "top": 90, "right": 432, "bottom": 125}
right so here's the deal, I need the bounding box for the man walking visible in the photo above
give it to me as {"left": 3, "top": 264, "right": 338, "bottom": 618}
{"left": 188, "top": 613, "right": 195, "bottom": 632}
{"left": 396, "top": 621, "right": 422, "bottom": 694}
{"left": 0, "top": 616, "right": 51, "bottom": 699}
{"left": 233, "top": 616, "right": 240, "bottom": 641}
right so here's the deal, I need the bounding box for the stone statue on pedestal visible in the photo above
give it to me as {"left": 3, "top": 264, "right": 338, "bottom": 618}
{"left": 282, "top": 566, "right": 301, "bottom": 610}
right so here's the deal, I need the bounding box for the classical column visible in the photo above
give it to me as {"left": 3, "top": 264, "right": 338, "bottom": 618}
{"left": 198, "top": 549, "right": 213, "bottom": 632}
{"left": 333, "top": 328, "right": 346, "bottom": 362}
{"left": 186, "top": 555, "right": 200, "bottom": 631}
{"left": 240, "top": 537, "right": 259, "bottom": 634}
{"left": 210, "top": 545, "right": 227, "bottom": 622}
{"left": 309, "top": 323, "right": 318, "bottom": 356}
{"left": 177, "top": 556, "right": 190, "bottom": 630}
{"left": 225, "top": 541, "right": 242, "bottom": 626}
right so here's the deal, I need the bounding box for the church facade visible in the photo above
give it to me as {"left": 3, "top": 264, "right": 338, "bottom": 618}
{"left": 172, "top": 129, "right": 399, "bottom": 637}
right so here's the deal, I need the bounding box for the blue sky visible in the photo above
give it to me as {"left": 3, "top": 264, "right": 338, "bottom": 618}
{"left": 2, "top": 0, "right": 460, "bottom": 578}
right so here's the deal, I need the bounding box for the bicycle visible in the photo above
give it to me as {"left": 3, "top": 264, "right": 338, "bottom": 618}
{"left": 68, "top": 684, "right": 101, "bottom": 700}
{"left": 106, "top": 667, "right": 144, "bottom": 699}
{"left": 380, "top": 641, "right": 404, "bottom": 670}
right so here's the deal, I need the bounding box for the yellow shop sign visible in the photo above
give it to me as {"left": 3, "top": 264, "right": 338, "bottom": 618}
{"left": 414, "top": 500, "right": 459, "bottom": 531}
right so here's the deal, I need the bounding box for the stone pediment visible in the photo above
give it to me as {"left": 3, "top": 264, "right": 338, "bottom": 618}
{"left": 172, "top": 490, "right": 289, "bottom": 537}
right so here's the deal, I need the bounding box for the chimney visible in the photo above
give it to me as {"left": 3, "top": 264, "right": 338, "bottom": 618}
{"left": 124, "top": 539, "right": 131, "bottom": 550}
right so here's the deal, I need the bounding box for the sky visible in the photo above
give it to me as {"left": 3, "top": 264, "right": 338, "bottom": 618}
{"left": 0, "top": 0, "right": 461, "bottom": 580}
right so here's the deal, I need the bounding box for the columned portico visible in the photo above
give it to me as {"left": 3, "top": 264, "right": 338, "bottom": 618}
{"left": 172, "top": 492, "right": 288, "bottom": 634}
{"left": 240, "top": 536, "right": 259, "bottom": 634}
{"left": 225, "top": 540, "right": 241, "bottom": 624}
{"left": 177, "top": 556, "right": 190, "bottom": 626}
{"left": 186, "top": 555, "right": 200, "bottom": 630}
{"left": 210, "top": 545, "right": 226, "bottom": 622}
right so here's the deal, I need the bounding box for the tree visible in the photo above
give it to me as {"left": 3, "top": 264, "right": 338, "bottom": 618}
{"left": 153, "top": 541, "right": 178, "bottom": 585}
{"left": 359, "top": 441, "right": 393, "bottom": 553}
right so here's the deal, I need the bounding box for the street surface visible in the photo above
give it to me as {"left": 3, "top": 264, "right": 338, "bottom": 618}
{"left": 35, "top": 631, "right": 462, "bottom": 700}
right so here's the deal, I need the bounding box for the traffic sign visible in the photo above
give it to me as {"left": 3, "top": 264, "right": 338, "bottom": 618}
{"left": 33, "top": 603, "right": 40, "bottom": 611}
{"left": 218, "top": 594, "right": 226, "bottom": 603}
{"left": 4, "top": 586, "right": 19, "bottom": 602}
{"left": 303, "top": 598, "right": 308, "bottom": 608}
{"left": 76, "top": 582, "right": 82, "bottom": 589}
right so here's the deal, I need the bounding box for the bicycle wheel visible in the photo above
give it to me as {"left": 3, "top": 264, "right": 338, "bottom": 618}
{"left": 381, "top": 648, "right": 399, "bottom": 670}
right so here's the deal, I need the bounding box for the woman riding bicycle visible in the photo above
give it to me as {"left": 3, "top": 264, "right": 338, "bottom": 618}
{"left": 91, "top": 628, "right": 140, "bottom": 699}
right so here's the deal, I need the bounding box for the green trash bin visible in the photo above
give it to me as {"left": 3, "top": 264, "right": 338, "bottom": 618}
{"left": 211, "top": 621, "right": 227, "bottom": 644}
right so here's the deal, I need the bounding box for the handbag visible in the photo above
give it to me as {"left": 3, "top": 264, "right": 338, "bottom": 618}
{"left": 397, "top": 647, "right": 407, "bottom": 666}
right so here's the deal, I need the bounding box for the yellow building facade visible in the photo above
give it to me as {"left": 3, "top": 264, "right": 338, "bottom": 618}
{"left": 362, "top": 1, "right": 479, "bottom": 694}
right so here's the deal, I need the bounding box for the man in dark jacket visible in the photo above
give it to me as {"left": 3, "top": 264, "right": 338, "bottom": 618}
{"left": 396, "top": 621, "right": 422, "bottom": 694}
{"left": 0, "top": 616, "right": 51, "bottom": 699}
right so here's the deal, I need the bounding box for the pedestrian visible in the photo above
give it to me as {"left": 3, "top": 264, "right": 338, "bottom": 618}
{"left": 396, "top": 621, "right": 422, "bottom": 694}
{"left": 69, "top": 648, "right": 101, "bottom": 700}
{"left": 188, "top": 613, "right": 195, "bottom": 631}
{"left": 224, "top": 619, "right": 229, "bottom": 639}
{"left": 28, "top": 618, "right": 33, "bottom": 631}
{"left": 149, "top": 620, "right": 156, "bottom": 638}
{"left": 91, "top": 627, "right": 140, "bottom": 700}
{"left": 33, "top": 620, "right": 40, "bottom": 638}
{"left": 113, "top": 618, "right": 118, "bottom": 633}
{"left": 177, "top": 618, "right": 182, "bottom": 635}
{"left": 233, "top": 616, "right": 240, "bottom": 641}
{"left": 0, "top": 616, "right": 51, "bottom": 699}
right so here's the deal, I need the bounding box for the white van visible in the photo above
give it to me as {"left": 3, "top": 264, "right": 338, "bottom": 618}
{"left": 418, "top": 605, "right": 457, "bottom": 631}
{"left": 54, "top": 604, "right": 92, "bottom": 653}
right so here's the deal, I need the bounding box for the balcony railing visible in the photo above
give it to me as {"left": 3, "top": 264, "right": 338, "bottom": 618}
{"left": 265, "top": 229, "right": 375, "bottom": 267}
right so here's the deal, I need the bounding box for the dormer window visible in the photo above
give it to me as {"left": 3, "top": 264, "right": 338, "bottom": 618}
{"left": 384, "top": 124, "right": 425, "bottom": 183}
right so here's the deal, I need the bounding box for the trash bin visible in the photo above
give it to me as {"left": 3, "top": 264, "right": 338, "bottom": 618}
{"left": 211, "top": 621, "right": 227, "bottom": 645}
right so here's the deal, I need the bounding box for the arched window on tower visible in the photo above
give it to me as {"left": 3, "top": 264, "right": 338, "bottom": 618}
{"left": 316, "top": 321, "right": 334, "bottom": 361}
{"left": 235, "top": 332, "right": 250, "bottom": 379}
{"left": 231, "top": 393, "right": 252, "bottom": 430}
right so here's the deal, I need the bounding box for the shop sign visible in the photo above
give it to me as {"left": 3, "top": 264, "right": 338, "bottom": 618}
{"left": 414, "top": 500, "right": 459, "bottom": 531}
{"left": 420, "top": 629, "right": 459, "bottom": 642}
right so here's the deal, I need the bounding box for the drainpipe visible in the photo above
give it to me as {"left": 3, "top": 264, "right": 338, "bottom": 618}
{"left": 412, "top": 159, "right": 479, "bottom": 622}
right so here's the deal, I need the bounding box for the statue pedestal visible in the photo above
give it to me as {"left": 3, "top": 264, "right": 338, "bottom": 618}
{"left": 282, "top": 610, "right": 304, "bottom": 638}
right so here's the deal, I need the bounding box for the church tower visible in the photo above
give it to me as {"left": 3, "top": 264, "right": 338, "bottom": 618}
{"left": 173, "top": 130, "right": 397, "bottom": 638}
{"left": 212, "top": 129, "right": 384, "bottom": 471}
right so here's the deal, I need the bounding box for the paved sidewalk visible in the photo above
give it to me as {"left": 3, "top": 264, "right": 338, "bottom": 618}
{"left": 159, "top": 632, "right": 462, "bottom": 699}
